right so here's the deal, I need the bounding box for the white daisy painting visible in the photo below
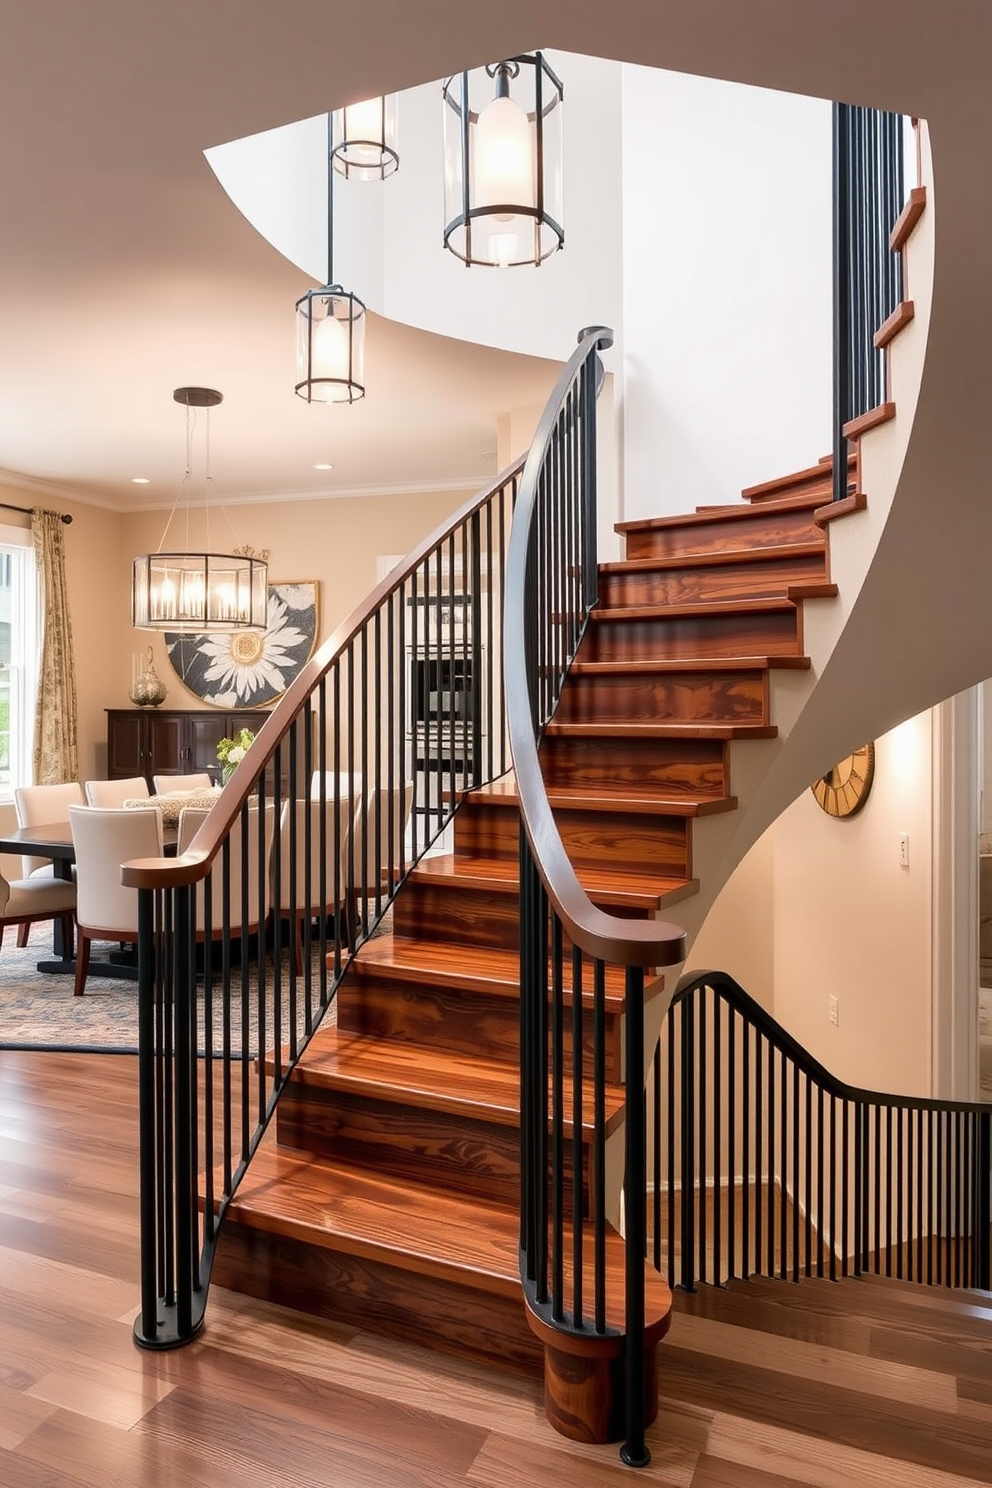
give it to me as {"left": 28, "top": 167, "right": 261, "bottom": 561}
{"left": 165, "top": 581, "right": 319, "bottom": 707}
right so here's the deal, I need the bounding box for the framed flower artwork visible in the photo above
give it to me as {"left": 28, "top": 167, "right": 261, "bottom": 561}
{"left": 164, "top": 580, "right": 319, "bottom": 708}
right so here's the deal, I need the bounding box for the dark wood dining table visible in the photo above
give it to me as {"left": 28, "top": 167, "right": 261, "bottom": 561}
{"left": 0, "top": 819, "right": 177, "bottom": 976}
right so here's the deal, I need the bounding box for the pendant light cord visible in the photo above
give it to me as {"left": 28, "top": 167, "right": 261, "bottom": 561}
{"left": 326, "top": 111, "right": 335, "bottom": 287}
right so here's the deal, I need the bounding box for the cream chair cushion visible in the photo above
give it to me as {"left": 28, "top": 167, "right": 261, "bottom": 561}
{"left": 153, "top": 772, "right": 213, "bottom": 794}
{"left": 85, "top": 776, "right": 150, "bottom": 808}
{"left": 69, "top": 804, "right": 164, "bottom": 938}
{"left": 178, "top": 801, "right": 276, "bottom": 936}
{"left": 15, "top": 782, "right": 85, "bottom": 879}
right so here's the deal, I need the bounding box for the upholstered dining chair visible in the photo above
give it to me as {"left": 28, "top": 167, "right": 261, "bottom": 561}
{"left": 177, "top": 801, "right": 277, "bottom": 939}
{"left": 15, "top": 781, "right": 85, "bottom": 880}
{"left": 68, "top": 804, "right": 164, "bottom": 996}
{"left": 275, "top": 796, "right": 354, "bottom": 972}
{"left": 347, "top": 781, "right": 414, "bottom": 939}
{"left": 85, "top": 776, "right": 150, "bottom": 808}
{"left": 153, "top": 772, "right": 214, "bottom": 794}
{"left": 0, "top": 865, "right": 76, "bottom": 958}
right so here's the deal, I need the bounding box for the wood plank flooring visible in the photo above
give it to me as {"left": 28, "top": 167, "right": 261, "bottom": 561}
{"left": 3, "top": 1050, "right": 992, "bottom": 1486}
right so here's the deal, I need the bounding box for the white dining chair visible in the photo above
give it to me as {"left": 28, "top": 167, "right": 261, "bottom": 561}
{"left": 153, "top": 772, "right": 214, "bottom": 794}
{"left": 0, "top": 865, "right": 76, "bottom": 958}
{"left": 85, "top": 776, "right": 150, "bottom": 808}
{"left": 177, "top": 801, "right": 276, "bottom": 939}
{"left": 68, "top": 804, "right": 164, "bottom": 996}
{"left": 347, "top": 781, "right": 414, "bottom": 937}
{"left": 275, "top": 796, "right": 354, "bottom": 972}
{"left": 15, "top": 782, "right": 85, "bottom": 880}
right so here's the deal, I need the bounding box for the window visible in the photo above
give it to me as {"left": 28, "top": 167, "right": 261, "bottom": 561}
{"left": 0, "top": 525, "right": 38, "bottom": 797}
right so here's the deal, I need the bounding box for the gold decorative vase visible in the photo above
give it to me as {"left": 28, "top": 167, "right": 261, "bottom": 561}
{"left": 130, "top": 646, "right": 168, "bottom": 708}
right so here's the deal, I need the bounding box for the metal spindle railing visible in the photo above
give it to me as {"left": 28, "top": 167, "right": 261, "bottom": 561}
{"left": 832, "top": 105, "right": 906, "bottom": 502}
{"left": 127, "top": 464, "right": 519, "bottom": 1350}
{"left": 657, "top": 972, "right": 992, "bottom": 1294}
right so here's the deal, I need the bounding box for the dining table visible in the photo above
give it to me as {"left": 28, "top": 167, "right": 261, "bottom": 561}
{"left": 0, "top": 819, "right": 177, "bottom": 977}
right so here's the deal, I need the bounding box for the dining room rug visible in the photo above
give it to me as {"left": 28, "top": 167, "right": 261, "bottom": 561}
{"left": 0, "top": 924, "right": 340, "bottom": 1055}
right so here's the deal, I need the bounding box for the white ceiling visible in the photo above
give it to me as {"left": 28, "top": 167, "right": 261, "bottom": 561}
{"left": 1, "top": 0, "right": 985, "bottom": 514}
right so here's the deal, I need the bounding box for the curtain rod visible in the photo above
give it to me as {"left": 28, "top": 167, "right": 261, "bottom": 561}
{"left": 0, "top": 500, "right": 72, "bottom": 524}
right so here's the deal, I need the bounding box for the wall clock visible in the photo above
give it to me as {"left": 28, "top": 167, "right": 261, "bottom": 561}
{"left": 810, "top": 742, "right": 875, "bottom": 819}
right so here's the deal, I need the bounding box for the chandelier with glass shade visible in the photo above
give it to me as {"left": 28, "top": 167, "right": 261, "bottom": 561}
{"left": 131, "top": 388, "right": 268, "bottom": 633}
{"left": 442, "top": 53, "right": 564, "bottom": 268}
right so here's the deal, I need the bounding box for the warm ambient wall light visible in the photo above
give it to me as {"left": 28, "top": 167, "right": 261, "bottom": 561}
{"left": 131, "top": 387, "right": 268, "bottom": 632}
{"left": 442, "top": 52, "right": 564, "bottom": 268}
{"left": 295, "top": 115, "right": 368, "bottom": 404}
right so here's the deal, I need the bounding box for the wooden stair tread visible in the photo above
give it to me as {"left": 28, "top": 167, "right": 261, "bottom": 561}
{"left": 590, "top": 596, "right": 798, "bottom": 622}
{"left": 353, "top": 934, "right": 632, "bottom": 1006}
{"left": 567, "top": 655, "right": 810, "bottom": 674}
{"left": 412, "top": 851, "right": 697, "bottom": 908}
{"left": 598, "top": 540, "right": 826, "bottom": 574}
{"left": 471, "top": 773, "right": 739, "bottom": 817}
{"left": 225, "top": 1144, "right": 524, "bottom": 1294}
{"left": 615, "top": 489, "right": 829, "bottom": 535}
{"left": 544, "top": 720, "right": 777, "bottom": 742}
{"left": 740, "top": 457, "right": 847, "bottom": 503}
{"left": 276, "top": 1026, "right": 625, "bottom": 1134}
{"left": 890, "top": 185, "right": 927, "bottom": 252}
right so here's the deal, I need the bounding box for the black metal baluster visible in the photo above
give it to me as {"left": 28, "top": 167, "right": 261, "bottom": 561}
{"left": 681, "top": 992, "right": 696, "bottom": 1292}
{"left": 841, "top": 1097, "right": 849, "bottom": 1277}
{"left": 828, "top": 1093, "right": 836, "bottom": 1281}
{"left": 743, "top": 1019, "right": 751, "bottom": 1278}
{"left": 699, "top": 980, "right": 707, "bottom": 1285}
{"left": 571, "top": 945, "right": 584, "bottom": 1328}
{"left": 728, "top": 1001, "right": 737, "bottom": 1282}
{"left": 793, "top": 1060, "right": 801, "bottom": 1283}
{"left": 621, "top": 964, "right": 649, "bottom": 1470}
{"left": 667, "top": 1003, "right": 676, "bottom": 1290}
{"left": 885, "top": 1105, "right": 893, "bottom": 1277}
{"left": 713, "top": 987, "right": 722, "bottom": 1285}
{"left": 594, "top": 959, "right": 607, "bottom": 1330}
{"left": 755, "top": 1030, "right": 763, "bottom": 1276}
{"left": 551, "top": 916, "right": 564, "bottom": 1321}
{"left": 817, "top": 1085, "right": 825, "bottom": 1278}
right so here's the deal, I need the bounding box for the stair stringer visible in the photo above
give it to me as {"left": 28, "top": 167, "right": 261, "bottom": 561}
{"left": 652, "top": 123, "right": 936, "bottom": 960}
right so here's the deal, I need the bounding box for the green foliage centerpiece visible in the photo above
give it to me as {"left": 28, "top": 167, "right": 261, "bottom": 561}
{"left": 217, "top": 727, "right": 255, "bottom": 786}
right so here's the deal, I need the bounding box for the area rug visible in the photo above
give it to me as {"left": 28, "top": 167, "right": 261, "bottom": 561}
{"left": 0, "top": 924, "right": 340, "bottom": 1056}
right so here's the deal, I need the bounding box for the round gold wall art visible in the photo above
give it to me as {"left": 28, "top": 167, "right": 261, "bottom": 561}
{"left": 164, "top": 580, "right": 319, "bottom": 708}
{"left": 810, "top": 742, "right": 875, "bottom": 819}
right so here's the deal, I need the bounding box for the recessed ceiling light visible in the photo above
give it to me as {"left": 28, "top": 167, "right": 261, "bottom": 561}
{"left": 131, "top": 476, "right": 150, "bottom": 484}
{"left": 314, "top": 462, "right": 334, "bottom": 471}
{"left": 480, "top": 450, "right": 497, "bottom": 459}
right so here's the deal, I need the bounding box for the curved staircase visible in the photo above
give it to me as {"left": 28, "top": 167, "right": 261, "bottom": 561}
{"left": 209, "top": 448, "right": 867, "bottom": 1411}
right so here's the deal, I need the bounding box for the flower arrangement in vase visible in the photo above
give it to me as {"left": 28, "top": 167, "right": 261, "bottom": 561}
{"left": 216, "top": 727, "right": 255, "bottom": 785}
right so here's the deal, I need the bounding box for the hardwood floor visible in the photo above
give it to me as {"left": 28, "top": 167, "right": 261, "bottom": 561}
{"left": 3, "top": 1050, "right": 992, "bottom": 1486}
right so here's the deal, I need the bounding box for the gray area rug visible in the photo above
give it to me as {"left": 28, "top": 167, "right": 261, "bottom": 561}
{"left": 0, "top": 924, "right": 339, "bottom": 1055}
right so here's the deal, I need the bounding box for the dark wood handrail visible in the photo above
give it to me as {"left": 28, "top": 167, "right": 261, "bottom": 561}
{"left": 503, "top": 328, "right": 686, "bottom": 969}
{"left": 122, "top": 457, "right": 525, "bottom": 889}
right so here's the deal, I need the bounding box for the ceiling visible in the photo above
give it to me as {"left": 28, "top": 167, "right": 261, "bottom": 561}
{"left": 1, "top": 0, "right": 986, "bottom": 514}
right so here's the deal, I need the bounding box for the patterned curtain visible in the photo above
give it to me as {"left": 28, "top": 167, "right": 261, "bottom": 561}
{"left": 31, "top": 510, "right": 78, "bottom": 783}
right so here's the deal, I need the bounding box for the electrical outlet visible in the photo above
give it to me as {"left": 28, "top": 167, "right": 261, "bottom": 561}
{"left": 829, "top": 995, "right": 839, "bottom": 1027}
{"left": 899, "top": 832, "right": 910, "bottom": 867}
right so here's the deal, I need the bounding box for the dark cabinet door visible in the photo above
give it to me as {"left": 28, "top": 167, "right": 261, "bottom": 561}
{"left": 145, "top": 712, "right": 189, "bottom": 781}
{"left": 107, "top": 711, "right": 146, "bottom": 778}
{"left": 187, "top": 714, "right": 233, "bottom": 775}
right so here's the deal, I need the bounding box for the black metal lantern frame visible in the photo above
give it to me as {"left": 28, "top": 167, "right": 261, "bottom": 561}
{"left": 442, "top": 51, "right": 564, "bottom": 268}
{"left": 295, "top": 115, "right": 367, "bottom": 404}
{"left": 332, "top": 95, "right": 399, "bottom": 181}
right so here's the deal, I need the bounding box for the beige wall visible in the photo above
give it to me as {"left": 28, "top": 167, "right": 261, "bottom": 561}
{"left": 686, "top": 710, "right": 935, "bottom": 1099}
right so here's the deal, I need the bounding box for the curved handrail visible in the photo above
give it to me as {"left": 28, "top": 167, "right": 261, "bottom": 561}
{"left": 123, "top": 455, "right": 525, "bottom": 890}
{"left": 676, "top": 968, "right": 990, "bottom": 1114}
{"left": 502, "top": 327, "right": 686, "bottom": 969}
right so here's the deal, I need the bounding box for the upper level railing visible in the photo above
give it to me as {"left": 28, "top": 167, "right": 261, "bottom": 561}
{"left": 660, "top": 971, "right": 991, "bottom": 1294}
{"left": 832, "top": 105, "right": 906, "bottom": 502}
{"left": 125, "top": 460, "right": 520, "bottom": 1350}
{"left": 504, "top": 327, "right": 687, "bottom": 1468}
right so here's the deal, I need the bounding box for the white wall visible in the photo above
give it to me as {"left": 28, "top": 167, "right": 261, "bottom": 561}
{"left": 688, "top": 710, "right": 935, "bottom": 1099}
{"left": 619, "top": 68, "right": 833, "bottom": 519}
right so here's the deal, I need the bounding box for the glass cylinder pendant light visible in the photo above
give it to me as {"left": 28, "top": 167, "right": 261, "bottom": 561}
{"left": 132, "top": 388, "right": 268, "bottom": 632}
{"left": 442, "top": 52, "right": 564, "bottom": 268}
{"left": 295, "top": 115, "right": 366, "bottom": 403}
{"left": 332, "top": 95, "right": 399, "bottom": 181}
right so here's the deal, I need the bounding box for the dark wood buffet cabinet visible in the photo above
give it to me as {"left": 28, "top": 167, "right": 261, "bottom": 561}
{"left": 106, "top": 708, "right": 309, "bottom": 794}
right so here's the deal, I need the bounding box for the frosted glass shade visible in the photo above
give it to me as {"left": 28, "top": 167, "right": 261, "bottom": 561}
{"left": 132, "top": 552, "right": 268, "bottom": 632}
{"left": 442, "top": 53, "right": 564, "bottom": 268}
{"left": 294, "top": 286, "right": 366, "bottom": 404}
{"left": 332, "top": 95, "right": 399, "bottom": 180}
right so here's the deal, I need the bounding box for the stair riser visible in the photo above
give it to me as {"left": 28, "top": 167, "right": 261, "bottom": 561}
{"left": 599, "top": 552, "right": 826, "bottom": 608}
{"left": 540, "top": 735, "right": 730, "bottom": 799}
{"left": 454, "top": 801, "right": 690, "bottom": 877}
{"left": 213, "top": 1222, "right": 544, "bottom": 1375}
{"left": 586, "top": 610, "right": 801, "bottom": 662}
{"left": 554, "top": 670, "right": 769, "bottom": 727}
{"left": 624, "top": 510, "right": 821, "bottom": 561}
{"left": 395, "top": 879, "right": 653, "bottom": 954}
{"left": 340, "top": 969, "right": 623, "bottom": 1082}
{"left": 276, "top": 1084, "right": 536, "bottom": 1209}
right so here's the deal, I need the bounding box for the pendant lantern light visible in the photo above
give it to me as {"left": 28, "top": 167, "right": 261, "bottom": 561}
{"left": 331, "top": 95, "right": 399, "bottom": 181}
{"left": 295, "top": 115, "right": 366, "bottom": 404}
{"left": 442, "top": 52, "right": 564, "bottom": 268}
{"left": 132, "top": 388, "right": 268, "bottom": 633}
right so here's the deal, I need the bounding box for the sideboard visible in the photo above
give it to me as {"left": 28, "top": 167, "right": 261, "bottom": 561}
{"left": 106, "top": 708, "right": 312, "bottom": 796}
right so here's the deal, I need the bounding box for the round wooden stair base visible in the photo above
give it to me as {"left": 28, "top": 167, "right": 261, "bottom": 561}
{"left": 523, "top": 1283, "right": 672, "bottom": 1444}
